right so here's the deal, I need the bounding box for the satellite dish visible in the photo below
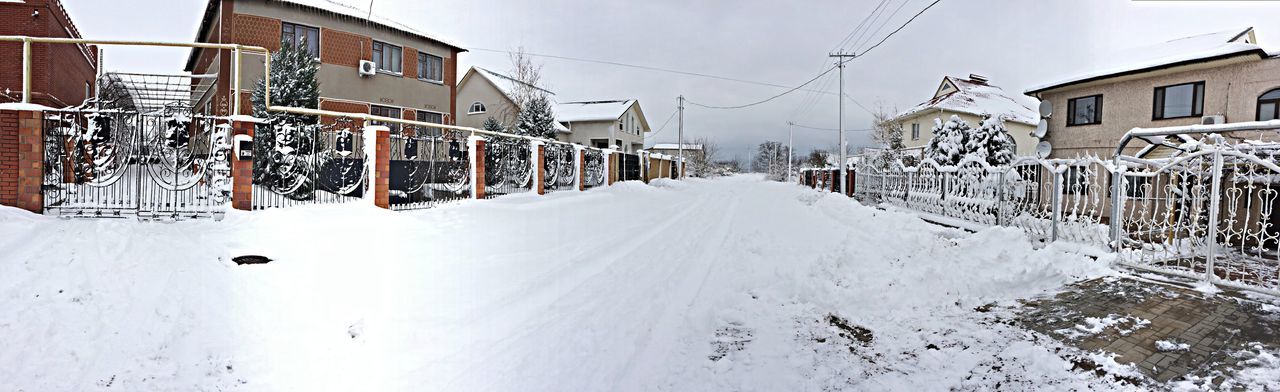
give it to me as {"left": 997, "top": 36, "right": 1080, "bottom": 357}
{"left": 1033, "top": 119, "right": 1048, "bottom": 138}
{"left": 1036, "top": 141, "right": 1053, "bottom": 158}
{"left": 1038, "top": 100, "right": 1053, "bottom": 118}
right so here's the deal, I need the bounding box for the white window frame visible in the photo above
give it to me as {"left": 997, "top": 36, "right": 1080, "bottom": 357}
{"left": 468, "top": 101, "right": 486, "bottom": 115}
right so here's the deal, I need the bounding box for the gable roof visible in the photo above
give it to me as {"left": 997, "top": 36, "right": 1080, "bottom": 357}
{"left": 895, "top": 76, "right": 1039, "bottom": 126}
{"left": 465, "top": 66, "right": 556, "bottom": 104}
{"left": 1025, "top": 27, "right": 1267, "bottom": 95}
{"left": 556, "top": 100, "right": 639, "bottom": 123}
{"left": 185, "top": 0, "right": 465, "bottom": 71}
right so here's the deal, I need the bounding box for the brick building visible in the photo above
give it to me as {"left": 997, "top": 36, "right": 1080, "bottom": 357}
{"left": 0, "top": 0, "right": 99, "bottom": 108}
{"left": 185, "top": 0, "right": 465, "bottom": 125}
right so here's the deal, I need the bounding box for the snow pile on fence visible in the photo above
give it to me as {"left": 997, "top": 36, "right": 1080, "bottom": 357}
{"left": 0, "top": 175, "right": 1269, "bottom": 390}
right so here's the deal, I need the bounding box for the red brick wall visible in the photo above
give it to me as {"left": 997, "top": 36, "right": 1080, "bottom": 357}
{"left": 230, "top": 120, "right": 255, "bottom": 211}
{"left": 319, "top": 99, "right": 369, "bottom": 126}
{"left": 320, "top": 28, "right": 372, "bottom": 69}
{"left": 15, "top": 110, "right": 42, "bottom": 212}
{"left": 0, "top": 110, "right": 17, "bottom": 206}
{"left": 446, "top": 49, "right": 458, "bottom": 123}
{"left": 234, "top": 14, "right": 282, "bottom": 53}
{"left": 403, "top": 46, "right": 418, "bottom": 80}
{"left": 0, "top": 0, "right": 97, "bottom": 107}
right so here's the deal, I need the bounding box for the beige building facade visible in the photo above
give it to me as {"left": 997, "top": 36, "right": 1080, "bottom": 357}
{"left": 1026, "top": 28, "right": 1279, "bottom": 159}
{"left": 892, "top": 75, "right": 1040, "bottom": 158}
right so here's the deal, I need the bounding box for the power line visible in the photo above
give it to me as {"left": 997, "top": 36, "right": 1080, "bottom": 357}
{"left": 685, "top": 66, "right": 837, "bottom": 110}
{"left": 849, "top": 0, "right": 914, "bottom": 54}
{"left": 847, "top": 0, "right": 943, "bottom": 59}
{"left": 470, "top": 47, "right": 841, "bottom": 97}
{"left": 646, "top": 109, "right": 679, "bottom": 140}
{"left": 792, "top": 123, "right": 875, "bottom": 132}
{"left": 832, "top": 0, "right": 890, "bottom": 52}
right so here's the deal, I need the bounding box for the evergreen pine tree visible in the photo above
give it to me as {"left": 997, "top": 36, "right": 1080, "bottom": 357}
{"left": 966, "top": 115, "right": 1017, "bottom": 166}
{"left": 483, "top": 116, "right": 504, "bottom": 133}
{"left": 924, "top": 115, "right": 970, "bottom": 166}
{"left": 249, "top": 41, "right": 320, "bottom": 197}
{"left": 514, "top": 95, "right": 557, "bottom": 138}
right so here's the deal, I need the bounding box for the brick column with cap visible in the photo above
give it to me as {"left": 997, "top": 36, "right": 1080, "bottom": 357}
{"left": 230, "top": 119, "right": 256, "bottom": 211}
{"left": 374, "top": 128, "right": 390, "bottom": 209}
{"left": 2, "top": 108, "right": 45, "bottom": 214}
{"left": 577, "top": 148, "right": 586, "bottom": 191}
{"left": 470, "top": 136, "right": 486, "bottom": 199}
{"left": 533, "top": 141, "right": 545, "bottom": 195}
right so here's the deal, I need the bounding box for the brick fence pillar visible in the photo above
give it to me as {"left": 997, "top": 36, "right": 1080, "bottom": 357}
{"left": 470, "top": 136, "right": 486, "bottom": 199}
{"left": 533, "top": 141, "right": 545, "bottom": 195}
{"left": 577, "top": 148, "right": 585, "bottom": 191}
{"left": 230, "top": 120, "right": 256, "bottom": 211}
{"left": 605, "top": 150, "right": 616, "bottom": 186}
{"left": 0, "top": 110, "right": 18, "bottom": 209}
{"left": 14, "top": 109, "right": 43, "bottom": 214}
{"left": 373, "top": 128, "right": 390, "bottom": 209}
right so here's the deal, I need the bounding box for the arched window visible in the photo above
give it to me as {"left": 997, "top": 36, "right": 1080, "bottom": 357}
{"left": 1260, "top": 88, "right": 1280, "bottom": 121}
{"left": 468, "top": 101, "right": 486, "bottom": 114}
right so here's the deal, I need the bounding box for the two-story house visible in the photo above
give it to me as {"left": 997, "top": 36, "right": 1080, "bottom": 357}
{"left": 0, "top": 0, "right": 98, "bottom": 108}
{"left": 185, "top": 0, "right": 465, "bottom": 126}
{"left": 890, "top": 74, "right": 1040, "bottom": 158}
{"left": 1025, "top": 27, "right": 1279, "bottom": 159}
{"left": 556, "top": 100, "right": 650, "bottom": 153}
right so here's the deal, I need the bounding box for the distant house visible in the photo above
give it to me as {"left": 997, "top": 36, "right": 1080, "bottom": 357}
{"left": 1025, "top": 27, "right": 1279, "bottom": 159}
{"left": 890, "top": 74, "right": 1040, "bottom": 157}
{"left": 454, "top": 66, "right": 568, "bottom": 135}
{"left": 185, "top": 0, "right": 466, "bottom": 125}
{"left": 556, "top": 100, "right": 650, "bottom": 153}
{"left": 0, "top": 0, "right": 98, "bottom": 108}
{"left": 648, "top": 143, "right": 703, "bottom": 162}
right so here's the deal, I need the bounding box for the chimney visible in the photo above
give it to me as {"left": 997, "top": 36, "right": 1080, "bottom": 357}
{"left": 968, "top": 74, "right": 989, "bottom": 84}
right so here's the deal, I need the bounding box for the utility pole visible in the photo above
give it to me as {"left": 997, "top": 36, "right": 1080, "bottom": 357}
{"left": 829, "top": 52, "right": 856, "bottom": 195}
{"left": 786, "top": 122, "right": 794, "bottom": 183}
{"left": 677, "top": 95, "right": 685, "bottom": 179}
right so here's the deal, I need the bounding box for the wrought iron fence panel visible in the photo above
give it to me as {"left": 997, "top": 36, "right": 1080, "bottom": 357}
{"left": 483, "top": 135, "right": 533, "bottom": 198}
{"left": 1054, "top": 158, "right": 1113, "bottom": 247}
{"left": 584, "top": 148, "right": 606, "bottom": 189}
{"left": 41, "top": 104, "right": 230, "bottom": 220}
{"left": 543, "top": 143, "right": 577, "bottom": 192}
{"left": 1000, "top": 161, "right": 1053, "bottom": 241}
{"left": 388, "top": 125, "right": 470, "bottom": 210}
{"left": 619, "top": 153, "right": 642, "bottom": 182}
{"left": 252, "top": 117, "right": 366, "bottom": 210}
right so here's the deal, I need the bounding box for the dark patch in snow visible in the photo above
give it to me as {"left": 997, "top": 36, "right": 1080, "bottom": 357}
{"left": 233, "top": 255, "right": 273, "bottom": 265}
{"left": 827, "top": 314, "right": 873, "bottom": 344}
{"left": 708, "top": 322, "right": 753, "bottom": 362}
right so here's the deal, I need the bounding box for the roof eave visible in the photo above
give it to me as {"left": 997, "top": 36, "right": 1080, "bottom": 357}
{"left": 1024, "top": 49, "right": 1268, "bottom": 96}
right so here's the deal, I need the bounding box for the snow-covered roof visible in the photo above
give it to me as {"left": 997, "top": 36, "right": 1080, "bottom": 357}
{"left": 895, "top": 76, "right": 1039, "bottom": 126}
{"left": 556, "top": 100, "right": 637, "bottom": 123}
{"left": 1025, "top": 27, "right": 1268, "bottom": 95}
{"left": 650, "top": 143, "right": 703, "bottom": 150}
{"left": 465, "top": 66, "right": 568, "bottom": 133}
{"left": 186, "top": 0, "right": 465, "bottom": 71}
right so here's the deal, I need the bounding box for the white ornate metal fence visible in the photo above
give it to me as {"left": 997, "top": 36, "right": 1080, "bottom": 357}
{"left": 853, "top": 122, "right": 1280, "bottom": 296}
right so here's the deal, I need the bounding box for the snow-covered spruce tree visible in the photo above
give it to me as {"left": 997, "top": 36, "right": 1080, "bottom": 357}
{"left": 924, "top": 115, "right": 970, "bottom": 166}
{"left": 513, "top": 94, "right": 557, "bottom": 138}
{"left": 871, "top": 108, "right": 905, "bottom": 171}
{"left": 965, "top": 115, "right": 1017, "bottom": 166}
{"left": 250, "top": 41, "right": 320, "bottom": 198}
{"left": 482, "top": 116, "right": 505, "bottom": 133}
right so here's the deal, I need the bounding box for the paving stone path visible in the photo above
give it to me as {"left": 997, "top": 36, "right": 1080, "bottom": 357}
{"left": 1018, "top": 276, "right": 1280, "bottom": 384}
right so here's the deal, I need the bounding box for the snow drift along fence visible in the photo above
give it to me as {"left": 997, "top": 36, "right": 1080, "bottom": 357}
{"left": 853, "top": 127, "right": 1280, "bottom": 296}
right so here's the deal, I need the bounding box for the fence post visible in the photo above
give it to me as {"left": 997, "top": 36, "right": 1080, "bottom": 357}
{"left": 469, "top": 135, "right": 486, "bottom": 199}
{"left": 1204, "top": 149, "right": 1225, "bottom": 283}
{"left": 1109, "top": 162, "right": 1126, "bottom": 251}
{"left": 604, "top": 148, "right": 616, "bottom": 186}
{"left": 1051, "top": 166, "right": 1063, "bottom": 242}
{"left": 996, "top": 170, "right": 1006, "bottom": 226}
{"left": 365, "top": 125, "right": 391, "bottom": 209}
{"left": 230, "top": 118, "right": 257, "bottom": 211}
{"left": 532, "top": 141, "right": 545, "bottom": 195}
{"left": 11, "top": 108, "right": 43, "bottom": 214}
{"left": 576, "top": 146, "right": 585, "bottom": 191}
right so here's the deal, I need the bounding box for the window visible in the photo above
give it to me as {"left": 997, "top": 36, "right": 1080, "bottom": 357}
{"left": 417, "top": 53, "right": 443, "bottom": 82}
{"left": 468, "top": 101, "right": 486, "bottom": 114}
{"left": 911, "top": 123, "right": 920, "bottom": 140}
{"left": 1122, "top": 175, "right": 1151, "bottom": 198}
{"left": 1259, "top": 88, "right": 1280, "bottom": 121}
{"left": 371, "top": 41, "right": 402, "bottom": 74}
{"left": 370, "top": 105, "right": 400, "bottom": 133}
{"left": 1067, "top": 95, "right": 1103, "bottom": 126}
{"left": 281, "top": 22, "right": 319, "bottom": 58}
{"left": 1153, "top": 81, "right": 1204, "bottom": 120}
{"left": 417, "top": 111, "right": 444, "bottom": 136}
{"left": 1063, "top": 167, "right": 1094, "bottom": 195}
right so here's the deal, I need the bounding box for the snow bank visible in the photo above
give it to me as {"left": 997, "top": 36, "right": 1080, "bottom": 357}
{"left": 0, "top": 175, "right": 1128, "bottom": 390}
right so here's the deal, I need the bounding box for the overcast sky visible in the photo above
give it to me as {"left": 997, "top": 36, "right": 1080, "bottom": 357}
{"left": 62, "top": 0, "right": 1280, "bottom": 163}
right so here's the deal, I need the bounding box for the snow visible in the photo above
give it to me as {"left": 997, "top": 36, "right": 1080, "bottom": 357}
{"left": 0, "top": 174, "right": 1224, "bottom": 390}
{"left": 0, "top": 102, "right": 57, "bottom": 111}
{"left": 556, "top": 100, "right": 636, "bottom": 123}
{"left": 897, "top": 76, "right": 1039, "bottom": 126}
{"left": 1026, "top": 27, "right": 1264, "bottom": 94}
{"left": 1155, "top": 340, "right": 1191, "bottom": 352}
{"left": 276, "top": 0, "right": 465, "bottom": 49}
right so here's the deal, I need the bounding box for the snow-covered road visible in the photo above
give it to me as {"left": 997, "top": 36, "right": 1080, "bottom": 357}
{"left": 2, "top": 175, "right": 1138, "bottom": 391}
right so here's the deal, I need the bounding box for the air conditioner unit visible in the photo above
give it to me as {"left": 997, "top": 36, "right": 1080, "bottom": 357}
{"left": 358, "top": 60, "right": 377, "bottom": 77}
{"left": 1201, "top": 115, "right": 1226, "bottom": 125}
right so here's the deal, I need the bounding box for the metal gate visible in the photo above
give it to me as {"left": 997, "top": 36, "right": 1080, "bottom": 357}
{"left": 584, "top": 148, "right": 606, "bottom": 189}
{"left": 483, "top": 135, "right": 532, "bottom": 199}
{"left": 41, "top": 104, "right": 231, "bottom": 220}
{"left": 619, "top": 153, "right": 642, "bottom": 182}
{"left": 543, "top": 142, "right": 577, "bottom": 192}
{"left": 251, "top": 117, "right": 366, "bottom": 210}
{"left": 388, "top": 125, "right": 471, "bottom": 210}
